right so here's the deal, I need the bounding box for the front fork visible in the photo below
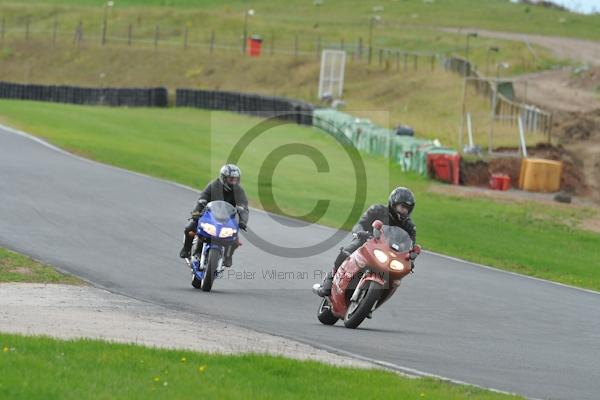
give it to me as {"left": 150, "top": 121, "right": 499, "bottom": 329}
{"left": 190, "top": 239, "right": 225, "bottom": 278}
{"left": 350, "top": 271, "right": 385, "bottom": 311}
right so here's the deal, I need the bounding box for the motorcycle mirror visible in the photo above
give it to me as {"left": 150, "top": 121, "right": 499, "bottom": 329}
{"left": 372, "top": 220, "right": 383, "bottom": 230}
{"left": 373, "top": 228, "right": 381, "bottom": 240}
{"left": 412, "top": 244, "right": 422, "bottom": 254}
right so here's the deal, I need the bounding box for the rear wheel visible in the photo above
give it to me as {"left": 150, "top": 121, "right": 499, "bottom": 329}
{"left": 344, "top": 281, "right": 382, "bottom": 329}
{"left": 201, "top": 248, "right": 220, "bottom": 292}
{"left": 317, "top": 297, "right": 339, "bottom": 325}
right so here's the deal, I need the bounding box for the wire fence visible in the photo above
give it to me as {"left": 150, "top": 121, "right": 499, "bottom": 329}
{"left": 0, "top": 16, "right": 444, "bottom": 72}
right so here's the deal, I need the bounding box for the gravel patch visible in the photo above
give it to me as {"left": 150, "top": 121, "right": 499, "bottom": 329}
{"left": 0, "top": 283, "right": 376, "bottom": 369}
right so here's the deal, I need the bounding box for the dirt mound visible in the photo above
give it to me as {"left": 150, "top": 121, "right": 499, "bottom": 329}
{"left": 555, "top": 109, "right": 600, "bottom": 142}
{"left": 569, "top": 66, "right": 600, "bottom": 92}
{"left": 460, "top": 143, "right": 587, "bottom": 194}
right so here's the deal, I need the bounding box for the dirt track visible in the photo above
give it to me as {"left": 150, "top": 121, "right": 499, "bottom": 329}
{"left": 446, "top": 27, "right": 600, "bottom": 200}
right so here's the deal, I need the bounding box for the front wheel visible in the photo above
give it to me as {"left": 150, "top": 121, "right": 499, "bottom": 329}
{"left": 201, "top": 247, "right": 221, "bottom": 292}
{"left": 317, "top": 297, "right": 339, "bottom": 325}
{"left": 344, "top": 281, "right": 382, "bottom": 329}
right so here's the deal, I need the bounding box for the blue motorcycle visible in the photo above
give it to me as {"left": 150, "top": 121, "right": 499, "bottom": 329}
{"left": 186, "top": 200, "right": 240, "bottom": 292}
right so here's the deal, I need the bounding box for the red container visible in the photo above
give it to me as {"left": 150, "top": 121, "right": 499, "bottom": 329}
{"left": 426, "top": 153, "right": 460, "bottom": 185}
{"left": 247, "top": 36, "right": 262, "bottom": 57}
{"left": 490, "top": 174, "right": 511, "bottom": 191}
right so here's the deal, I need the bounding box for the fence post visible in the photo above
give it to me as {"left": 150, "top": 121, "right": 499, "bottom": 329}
{"left": 378, "top": 48, "right": 382, "bottom": 66}
{"left": 183, "top": 26, "right": 188, "bottom": 50}
{"left": 396, "top": 51, "right": 399, "bottom": 71}
{"left": 316, "top": 35, "right": 321, "bottom": 60}
{"left": 209, "top": 29, "right": 215, "bottom": 54}
{"left": 358, "top": 37, "right": 363, "bottom": 60}
{"left": 73, "top": 20, "right": 83, "bottom": 45}
{"left": 52, "top": 16, "right": 58, "bottom": 46}
{"left": 385, "top": 50, "right": 390, "bottom": 70}
{"left": 1, "top": 17, "right": 4, "bottom": 47}
{"left": 294, "top": 33, "right": 298, "bottom": 58}
{"left": 547, "top": 113, "right": 553, "bottom": 144}
{"left": 128, "top": 23, "right": 132, "bottom": 46}
{"left": 154, "top": 24, "right": 159, "bottom": 49}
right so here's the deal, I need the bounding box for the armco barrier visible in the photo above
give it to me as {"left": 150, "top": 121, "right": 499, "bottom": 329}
{"left": 175, "top": 89, "right": 314, "bottom": 126}
{"left": 0, "top": 82, "right": 168, "bottom": 107}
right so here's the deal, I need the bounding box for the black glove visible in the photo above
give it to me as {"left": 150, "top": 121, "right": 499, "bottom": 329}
{"left": 354, "top": 231, "right": 371, "bottom": 240}
{"left": 409, "top": 251, "right": 418, "bottom": 261}
{"left": 239, "top": 222, "right": 247, "bottom": 231}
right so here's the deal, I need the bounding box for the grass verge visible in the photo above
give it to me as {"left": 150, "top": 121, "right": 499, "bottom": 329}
{"left": 0, "top": 333, "right": 522, "bottom": 399}
{"left": 0, "top": 246, "right": 81, "bottom": 284}
{"left": 0, "top": 100, "right": 598, "bottom": 290}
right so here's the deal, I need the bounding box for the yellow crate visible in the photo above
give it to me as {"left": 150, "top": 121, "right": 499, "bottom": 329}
{"left": 519, "top": 158, "right": 562, "bottom": 192}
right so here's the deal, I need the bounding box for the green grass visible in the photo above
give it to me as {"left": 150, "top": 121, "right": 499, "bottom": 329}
{"left": 1, "top": 100, "right": 599, "bottom": 290}
{"left": 0, "top": 246, "right": 82, "bottom": 284}
{"left": 2, "top": 0, "right": 600, "bottom": 41}
{"left": 0, "top": 0, "right": 579, "bottom": 150}
{"left": 0, "top": 41, "right": 545, "bottom": 149}
{"left": 0, "top": 333, "right": 522, "bottom": 399}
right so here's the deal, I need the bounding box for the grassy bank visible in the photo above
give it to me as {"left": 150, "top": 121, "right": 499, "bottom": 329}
{"left": 0, "top": 246, "right": 81, "bottom": 284}
{"left": 0, "top": 41, "right": 548, "bottom": 149}
{"left": 1, "top": 100, "right": 598, "bottom": 290}
{"left": 0, "top": 333, "right": 522, "bottom": 399}
{"left": 0, "top": 0, "right": 578, "bottom": 150}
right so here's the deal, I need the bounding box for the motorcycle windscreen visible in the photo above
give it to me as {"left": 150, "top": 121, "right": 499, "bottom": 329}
{"left": 205, "top": 200, "right": 236, "bottom": 223}
{"left": 382, "top": 225, "right": 413, "bottom": 253}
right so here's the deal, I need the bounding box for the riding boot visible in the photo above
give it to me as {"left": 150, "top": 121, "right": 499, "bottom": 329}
{"left": 317, "top": 248, "right": 350, "bottom": 297}
{"left": 179, "top": 234, "right": 193, "bottom": 258}
{"left": 317, "top": 271, "right": 334, "bottom": 297}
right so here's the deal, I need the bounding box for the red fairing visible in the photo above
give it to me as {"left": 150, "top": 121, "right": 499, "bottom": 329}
{"left": 328, "top": 221, "right": 415, "bottom": 319}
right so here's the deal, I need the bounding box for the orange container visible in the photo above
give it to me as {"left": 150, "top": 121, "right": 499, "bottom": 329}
{"left": 519, "top": 158, "right": 562, "bottom": 192}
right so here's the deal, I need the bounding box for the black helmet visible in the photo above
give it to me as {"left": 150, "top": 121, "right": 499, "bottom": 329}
{"left": 388, "top": 187, "right": 415, "bottom": 221}
{"left": 219, "top": 164, "right": 241, "bottom": 191}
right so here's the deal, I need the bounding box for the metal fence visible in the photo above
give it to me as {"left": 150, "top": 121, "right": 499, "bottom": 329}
{"left": 444, "top": 56, "right": 552, "bottom": 137}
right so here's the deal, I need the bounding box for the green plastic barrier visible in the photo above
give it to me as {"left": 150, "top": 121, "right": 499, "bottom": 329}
{"left": 313, "top": 108, "right": 449, "bottom": 176}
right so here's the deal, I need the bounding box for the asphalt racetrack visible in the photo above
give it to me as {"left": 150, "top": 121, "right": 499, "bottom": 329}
{"left": 1, "top": 126, "right": 599, "bottom": 400}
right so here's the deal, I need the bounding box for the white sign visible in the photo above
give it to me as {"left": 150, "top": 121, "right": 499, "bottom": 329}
{"left": 318, "top": 49, "right": 346, "bottom": 100}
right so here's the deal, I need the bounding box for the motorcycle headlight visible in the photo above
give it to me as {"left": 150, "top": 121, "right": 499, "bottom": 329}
{"left": 390, "top": 260, "right": 405, "bottom": 272}
{"left": 200, "top": 223, "right": 217, "bottom": 236}
{"left": 219, "top": 227, "right": 237, "bottom": 238}
{"left": 373, "top": 249, "right": 388, "bottom": 263}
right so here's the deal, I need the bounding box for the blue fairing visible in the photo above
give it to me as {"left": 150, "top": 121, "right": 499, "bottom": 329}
{"left": 192, "top": 201, "right": 239, "bottom": 281}
{"left": 196, "top": 201, "right": 239, "bottom": 243}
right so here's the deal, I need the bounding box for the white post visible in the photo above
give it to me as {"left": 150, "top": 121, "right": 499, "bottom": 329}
{"left": 466, "top": 112, "right": 474, "bottom": 148}
{"left": 518, "top": 116, "right": 528, "bottom": 158}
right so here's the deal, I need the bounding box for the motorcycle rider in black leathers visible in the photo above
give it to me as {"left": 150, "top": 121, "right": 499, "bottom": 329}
{"left": 179, "top": 164, "right": 249, "bottom": 268}
{"left": 317, "top": 187, "right": 417, "bottom": 297}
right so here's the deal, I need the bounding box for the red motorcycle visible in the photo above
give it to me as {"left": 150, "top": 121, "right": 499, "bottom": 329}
{"left": 312, "top": 220, "right": 421, "bottom": 329}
